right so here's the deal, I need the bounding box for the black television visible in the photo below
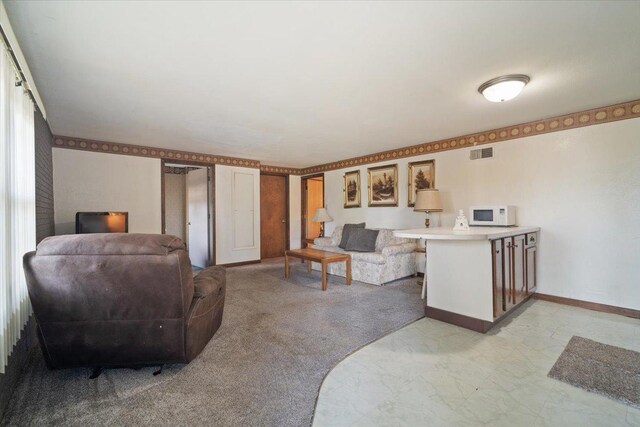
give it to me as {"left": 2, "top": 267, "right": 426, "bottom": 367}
{"left": 75, "top": 212, "right": 128, "bottom": 234}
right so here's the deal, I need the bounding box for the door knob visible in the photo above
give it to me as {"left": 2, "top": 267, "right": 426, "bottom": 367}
{"left": 281, "top": 220, "right": 287, "bottom": 223}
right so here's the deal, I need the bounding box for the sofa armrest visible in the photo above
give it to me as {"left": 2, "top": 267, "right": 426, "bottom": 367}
{"left": 382, "top": 242, "right": 417, "bottom": 257}
{"left": 193, "top": 266, "right": 226, "bottom": 300}
{"left": 185, "top": 266, "right": 226, "bottom": 362}
{"left": 187, "top": 265, "right": 226, "bottom": 324}
{"left": 314, "top": 237, "right": 333, "bottom": 246}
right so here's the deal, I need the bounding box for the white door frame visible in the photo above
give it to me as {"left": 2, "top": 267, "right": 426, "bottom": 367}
{"left": 162, "top": 161, "right": 215, "bottom": 266}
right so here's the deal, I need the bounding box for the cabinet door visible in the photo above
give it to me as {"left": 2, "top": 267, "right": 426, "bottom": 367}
{"left": 526, "top": 246, "right": 537, "bottom": 294}
{"left": 503, "top": 237, "right": 517, "bottom": 312}
{"left": 492, "top": 239, "right": 505, "bottom": 319}
{"left": 513, "top": 235, "right": 526, "bottom": 304}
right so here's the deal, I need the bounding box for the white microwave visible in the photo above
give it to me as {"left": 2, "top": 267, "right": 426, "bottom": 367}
{"left": 469, "top": 206, "right": 516, "bottom": 226}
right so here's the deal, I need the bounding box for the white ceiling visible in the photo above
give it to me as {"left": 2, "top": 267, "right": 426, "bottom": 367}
{"left": 5, "top": 1, "right": 640, "bottom": 167}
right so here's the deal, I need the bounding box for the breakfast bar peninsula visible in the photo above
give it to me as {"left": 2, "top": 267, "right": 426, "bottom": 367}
{"left": 394, "top": 226, "right": 540, "bottom": 332}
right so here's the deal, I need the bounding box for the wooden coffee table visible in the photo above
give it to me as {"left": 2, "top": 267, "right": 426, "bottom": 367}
{"left": 285, "top": 248, "right": 351, "bottom": 291}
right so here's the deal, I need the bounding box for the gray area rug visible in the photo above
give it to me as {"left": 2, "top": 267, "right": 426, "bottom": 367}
{"left": 2, "top": 261, "right": 423, "bottom": 426}
{"left": 548, "top": 336, "right": 640, "bottom": 409}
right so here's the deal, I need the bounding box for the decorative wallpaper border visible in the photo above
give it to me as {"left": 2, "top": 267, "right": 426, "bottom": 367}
{"left": 53, "top": 136, "right": 261, "bottom": 169}
{"left": 299, "top": 99, "right": 640, "bottom": 175}
{"left": 260, "top": 165, "right": 303, "bottom": 175}
{"left": 52, "top": 99, "right": 640, "bottom": 176}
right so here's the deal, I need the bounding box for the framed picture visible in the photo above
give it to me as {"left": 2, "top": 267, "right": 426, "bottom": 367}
{"left": 408, "top": 160, "right": 435, "bottom": 207}
{"left": 343, "top": 170, "right": 361, "bottom": 208}
{"left": 367, "top": 164, "right": 398, "bottom": 207}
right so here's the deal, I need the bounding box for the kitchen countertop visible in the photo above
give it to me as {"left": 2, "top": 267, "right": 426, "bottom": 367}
{"left": 394, "top": 226, "right": 540, "bottom": 240}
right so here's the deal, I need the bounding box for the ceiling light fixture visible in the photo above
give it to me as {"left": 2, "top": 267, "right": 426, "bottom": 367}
{"left": 478, "top": 74, "right": 530, "bottom": 102}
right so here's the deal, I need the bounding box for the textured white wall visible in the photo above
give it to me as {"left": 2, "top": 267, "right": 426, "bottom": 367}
{"left": 53, "top": 149, "right": 162, "bottom": 234}
{"left": 312, "top": 119, "right": 640, "bottom": 310}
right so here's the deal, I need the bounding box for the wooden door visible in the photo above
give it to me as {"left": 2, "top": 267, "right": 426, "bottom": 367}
{"left": 305, "top": 178, "right": 324, "bottom": 239}
{"left": 513, "top": 234, "right": 526, "bottom": 304}
{"left": 492, "top": 239, "right": 505, "bottom": 319}
{"left": 260, "top": 174, "right": 288, "bottom": 259}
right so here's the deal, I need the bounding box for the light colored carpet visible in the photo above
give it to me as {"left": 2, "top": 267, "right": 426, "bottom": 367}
{"left": 2, "top": 261, "right": 423, "bottom": 426}
{"left": 548, "top": 336, "right": 640, "bottom": 409}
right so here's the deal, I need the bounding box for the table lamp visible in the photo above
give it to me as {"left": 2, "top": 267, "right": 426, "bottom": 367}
{"left": 311, "top": 207, "right": 333, "bottom": 237}
{"left": 413, "top": 189, "right": 442, "bottom": 228}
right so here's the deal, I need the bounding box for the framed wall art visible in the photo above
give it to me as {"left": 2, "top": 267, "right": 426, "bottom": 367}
{"left": 343, "top": 170, "right": 361, "bottom": 208}
{"left": 408, "top": 159, "right": 435, "bottom": 207}
{"left": 367, "top": 164, "right": 398, "bottom": 207}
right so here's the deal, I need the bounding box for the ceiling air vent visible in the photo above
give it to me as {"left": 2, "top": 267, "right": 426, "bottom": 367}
{"left": 470, "top": 147, "right": 493, "bottom": 160}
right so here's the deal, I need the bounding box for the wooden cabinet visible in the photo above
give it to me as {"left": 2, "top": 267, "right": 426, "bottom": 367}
{"left": 492, "top": 239, "right": 505, "bottom": 318}
{"left": 525, "top": 247, "right": 537, "bottom": 294}
{"left": 503, "top": 237, "right": 516, "bottom": 313}
{"left": 492, "top": 233, "right": 537, "bottom": 320}
{"left": 525, "top": 235, "right": 537, "bottom": 294}
{"left": 513, "top": 234, "right": 527, "bottom": 305}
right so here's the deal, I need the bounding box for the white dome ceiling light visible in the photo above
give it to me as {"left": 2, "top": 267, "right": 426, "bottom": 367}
{"left": 478, "top": 74, "right": 530, "bottom": 102}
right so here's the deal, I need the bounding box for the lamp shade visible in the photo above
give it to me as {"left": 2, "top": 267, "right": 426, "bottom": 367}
{"left": 311, "top": 207, "right": 333, "bottom": 222}
{"left": 414, "top": 189, "right": 442, "bottom": 212}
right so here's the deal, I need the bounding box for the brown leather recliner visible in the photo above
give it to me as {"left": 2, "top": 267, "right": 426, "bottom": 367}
{"left": 23, "top": 233, "right": 225, "bottom": 369}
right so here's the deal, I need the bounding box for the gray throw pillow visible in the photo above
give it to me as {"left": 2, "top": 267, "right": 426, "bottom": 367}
{"left": 339, "top": 223, "right": 366, "bottom": 249}
{"left": 345, "top": 228, "right": 379, "bottom": 252}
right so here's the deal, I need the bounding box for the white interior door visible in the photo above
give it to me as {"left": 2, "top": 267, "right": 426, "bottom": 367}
{"left": 186, "top": 168, "right": 210, "bottom": 268}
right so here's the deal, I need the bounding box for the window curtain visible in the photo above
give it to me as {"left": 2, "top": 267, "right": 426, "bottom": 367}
{"left": 0, "top": 41, "right": 35, "bottom": 373}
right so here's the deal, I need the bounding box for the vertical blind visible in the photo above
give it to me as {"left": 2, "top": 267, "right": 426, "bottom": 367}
{"left": 0, "top": 40, "right": 35, "bottom": 373}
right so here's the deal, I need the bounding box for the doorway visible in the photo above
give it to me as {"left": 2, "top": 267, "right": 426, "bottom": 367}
{"left": 260, "top": 173, "right": 289, "bottom": 259}
{"left": 301, "top": 174, "right": 324, "bottom": 246}
{"left": 162, "top": 162, "right": 214, "bottom": 269}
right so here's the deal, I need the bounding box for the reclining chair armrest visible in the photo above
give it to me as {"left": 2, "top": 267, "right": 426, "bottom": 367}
{"left": 185, "top": 266, "right": 226, "bottom": 362}
{"left": 382, "top": 242, "right": 417, "bottom": 257}
{"left": 192, "top": 266, "right": 226, "bottom": 300}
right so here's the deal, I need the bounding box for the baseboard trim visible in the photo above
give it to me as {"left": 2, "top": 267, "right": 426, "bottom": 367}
{"left": 533, "top": 293, "right": 640, "bottom": 319}
{"left": 425, "top": 306, "right": 493, "bottom": 333}
{"left": 218, "top": 260, "right": 261, "bottom": 268}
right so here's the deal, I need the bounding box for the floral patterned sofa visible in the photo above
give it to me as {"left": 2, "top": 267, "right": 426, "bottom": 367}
{"left": 311, "top": 226, "right": 417, "bottom": 285}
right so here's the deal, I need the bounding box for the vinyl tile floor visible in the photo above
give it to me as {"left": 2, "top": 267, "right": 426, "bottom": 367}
{"left": 313, "top": 300, "right": 640, "bottom": 427}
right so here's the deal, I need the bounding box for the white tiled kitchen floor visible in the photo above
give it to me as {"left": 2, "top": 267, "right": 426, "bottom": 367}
{"left": 313, "top": 300, "right": 640, "bottom": 427}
